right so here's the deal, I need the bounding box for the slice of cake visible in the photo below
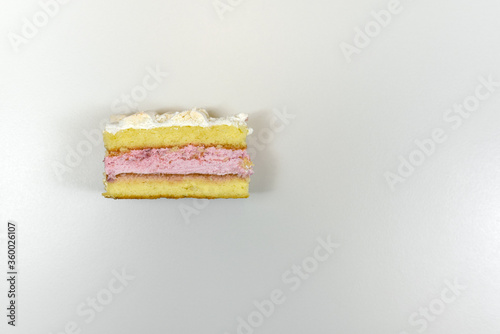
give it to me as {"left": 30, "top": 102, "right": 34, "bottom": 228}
{"left": 102, "top": 108, "right": 253, "bottom": 199}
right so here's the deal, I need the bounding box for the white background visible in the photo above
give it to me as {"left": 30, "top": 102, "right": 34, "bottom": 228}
{"left": 2, "top": 0, "right": 500, "bottom": 333}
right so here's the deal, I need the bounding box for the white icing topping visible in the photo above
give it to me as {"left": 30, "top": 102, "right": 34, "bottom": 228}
{"left": 104, "top": 108, "right": 253, "bottom": 135}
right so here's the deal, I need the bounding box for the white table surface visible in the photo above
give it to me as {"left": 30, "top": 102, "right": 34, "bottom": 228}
{"left": 2, "top": 0, "right": 500, "bottom": 333}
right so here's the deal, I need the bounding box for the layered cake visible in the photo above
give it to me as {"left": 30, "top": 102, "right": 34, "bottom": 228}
{"left": 102, "top": 108, "right": 253, "bottom": 199}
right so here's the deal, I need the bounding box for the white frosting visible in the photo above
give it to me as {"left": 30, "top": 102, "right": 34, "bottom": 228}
{"left": 104, "top": 108, "right": 253, "bottom": 135}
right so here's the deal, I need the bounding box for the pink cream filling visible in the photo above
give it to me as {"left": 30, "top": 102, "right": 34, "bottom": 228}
{"left": 105, "top": 145, "right": 253, "bottom": 181}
